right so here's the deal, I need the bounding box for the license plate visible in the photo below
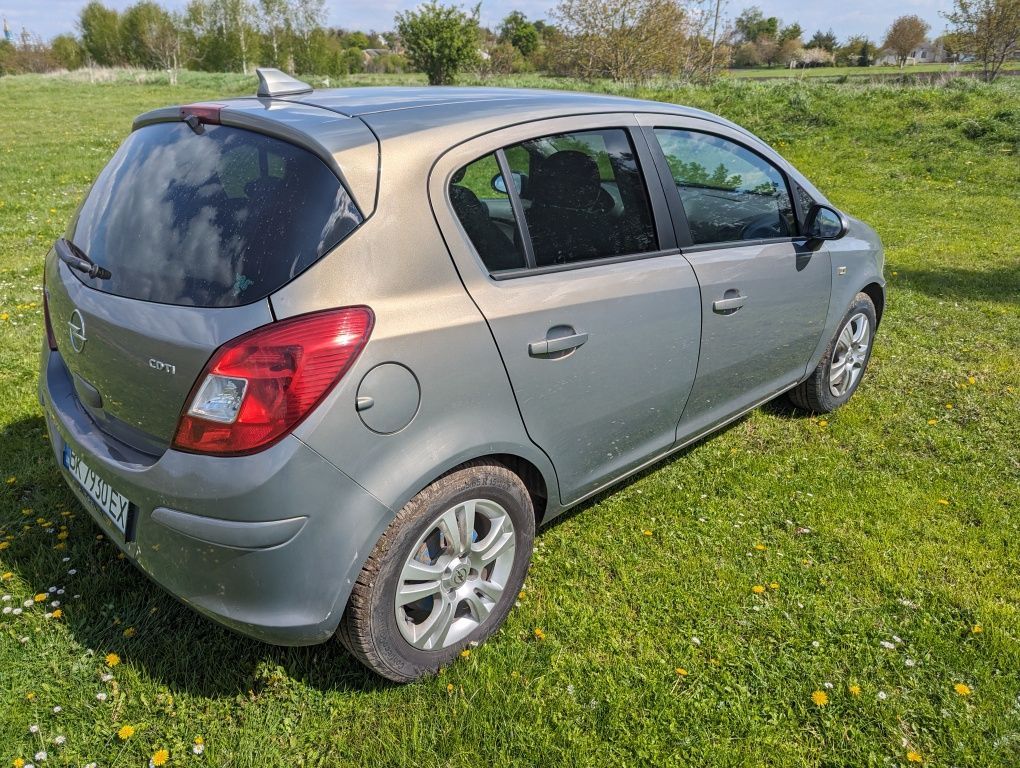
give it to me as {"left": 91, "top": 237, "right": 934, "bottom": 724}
{"left": 63, "top": 444, "right": 133, "bottom": 535}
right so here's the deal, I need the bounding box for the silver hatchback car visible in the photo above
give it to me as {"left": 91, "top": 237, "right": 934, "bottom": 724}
{"left": 39, "top": 70, "right": 884, "bottom": 681}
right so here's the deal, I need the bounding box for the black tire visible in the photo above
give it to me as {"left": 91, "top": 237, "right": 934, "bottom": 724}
{"left": 337, "top": 461, "right": 535, "bottom": 682}
{"left": 788, "top": 292, "right": 877, "bottom": 414}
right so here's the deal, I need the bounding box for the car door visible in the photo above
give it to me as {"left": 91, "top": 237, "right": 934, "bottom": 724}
{"left": 431, "top": 115, "right": 702, "bottom": 505}
{"left": 638, "top": 116, "right": 832, "bottom": 439}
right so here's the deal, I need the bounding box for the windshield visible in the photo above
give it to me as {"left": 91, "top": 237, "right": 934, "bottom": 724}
{"left": 67, "top": 121, "right": 362, "bottom": 307}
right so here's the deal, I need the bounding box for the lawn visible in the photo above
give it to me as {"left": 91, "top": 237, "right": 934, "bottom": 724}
{"left": 726, "top": 61, "right": 1020, "bottom": 79}
{"left": 1, "top": 70, "right": 1019, "bottom": 767}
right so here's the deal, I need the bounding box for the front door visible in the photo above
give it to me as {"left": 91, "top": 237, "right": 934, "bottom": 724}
{"left": 643, "top": 122, "right": 832, "bottom": 438}
{"left": 433, "top": 117, "right": 703, "bottom": 504}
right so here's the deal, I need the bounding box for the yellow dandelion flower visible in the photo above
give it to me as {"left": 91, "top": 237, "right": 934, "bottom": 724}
{"left": 926, "top": 419, "right": 937, "bottom": 425}
{"left": 194, "top": 736, "right": 204, "bottom": 745}
{"left": 14, "top": 759, "right": 26, "bottom": 768}
{"left": 117, "top": 724, "right": 135, "bottom": 740}
{"left": 518, "top": 590, "right": 526, "bottom": 600}
{"left": 51, "top": 609, "right": 62, "bottom": 619}
{"left": 34, "top": 593, "right": 46, "bottom": 602}
{"left": 25, "top": 692, "right": 35, "bottom": 700}
{"left": 769, "top": 582, "right": 779, "bottom": 590}
{"left": 446, "top": 683, "right": 454, "bottom": 693}
{"left": 967, "top": 376, "right": 976, "bottom": 385}
{"left": 534, "top": 627, "right": 546, "bottom": 640}
{"left": 752, "top": 585, "right": 766, "bottom": 594}
{"left": 848, "top": 684, "right": 861, "bottom": 696}
{"left": 817, "top": 419, "right": 828, "bottom": 427}
{"left": 945, "top": 403, "right": 953, "bottom": 409}
{"left": 937, "top": 499, "right": 950, "bottom": 505}
{"left": 5, "top": 477, "right": 16, "bottom": 485}
{"left": 811, "top": 690, "right": 829, "bottom": 706}
{"left": 972, "top": 624, "right": 983, "bottom": 634}
{"left": 642, "top": 530, "right": 653, "bottom": 536}
{"left": 151, "top": 749, "right": 169, "bottom": 766}
{"left": 907, "top": 750, "right": 923, "bottom": 763}
{"left": 1, "top": 572, "right": 12, "bottom": 580}
{"left": 57, "top": 531, "right": 69, "bottom": 540}
{"left": 460, "top": 649, "right": 470, "bottom": 658}
{"left": 675, "top": 667, "right": 688, "bottom": 676}
{"left": 0, "top": 542, "right": 9, "bottom": 551}
{"left": 954, "top": 683, "right": 972, "bottom": 696}
{"left": 105, "top": 652, "right": 121, "bottom": 667}
{"left": 123, "top": 627, "right": 136, "bottom": 638}
{"left": 753, "top": 543, "right": 766, "bottom": 551}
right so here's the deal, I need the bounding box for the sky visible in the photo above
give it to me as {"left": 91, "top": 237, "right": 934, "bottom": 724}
{"left": 1, "top": 0, "right": 956, "bottom": 45}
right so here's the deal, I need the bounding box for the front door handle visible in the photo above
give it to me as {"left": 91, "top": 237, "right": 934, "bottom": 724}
{"left": 713, "top": 294, "right": 747, "bottom": 313}
{"left": 529, "top": 331, "right": 589, "bottom": 357}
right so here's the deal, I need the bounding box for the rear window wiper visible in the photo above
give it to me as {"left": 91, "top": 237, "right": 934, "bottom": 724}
{"left": 56, "top": 238, "right": 112, "bottom": 280}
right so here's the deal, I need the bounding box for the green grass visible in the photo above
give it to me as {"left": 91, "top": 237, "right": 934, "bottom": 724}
{"left": 1, "top": 69, "right": 1019, "bottom": 767}
{"left": 726, "top": 61, "right": 1020, "bottom": 79}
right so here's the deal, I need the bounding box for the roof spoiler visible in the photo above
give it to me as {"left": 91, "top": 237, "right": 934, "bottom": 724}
{"left": 256, "top": 68, "right": 313, "bottom": 98}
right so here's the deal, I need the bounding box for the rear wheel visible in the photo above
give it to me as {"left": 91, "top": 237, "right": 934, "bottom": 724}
{"left": 338, "top": 462, "right": 534, "bottom": 682}
{"left": 789, "top": 292, "right": 877, "bottom": 414}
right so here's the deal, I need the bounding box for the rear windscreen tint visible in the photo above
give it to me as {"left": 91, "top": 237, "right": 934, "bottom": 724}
{"left": 67, "top": 121, "right": 362, "bottom": 307}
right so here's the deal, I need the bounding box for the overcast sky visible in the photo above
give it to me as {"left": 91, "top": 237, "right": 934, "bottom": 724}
{"left": 1, "top": 0, "right": 955, "bottom": 44}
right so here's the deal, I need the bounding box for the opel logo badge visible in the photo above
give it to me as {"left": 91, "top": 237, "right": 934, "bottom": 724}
{"left": 68, "top": 309, "right": 87, "bottom": 353}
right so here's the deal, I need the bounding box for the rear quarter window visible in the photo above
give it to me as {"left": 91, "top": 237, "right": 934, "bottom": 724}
{"left": 68, "top": 121, "right": 362, "bottom": 307}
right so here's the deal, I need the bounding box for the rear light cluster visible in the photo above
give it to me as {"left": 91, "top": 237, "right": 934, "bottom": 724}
{"left": 172, "top": 307, "right": 373, "bottom": 456}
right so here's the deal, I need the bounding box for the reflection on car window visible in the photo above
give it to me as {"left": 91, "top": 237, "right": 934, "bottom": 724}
{"left": 450, "top": 128, "right": 658, "bottom": 273}
{"left": 653, "top": 129, "right": 795, "bottom": 245}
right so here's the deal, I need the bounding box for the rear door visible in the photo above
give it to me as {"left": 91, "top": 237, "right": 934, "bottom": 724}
{"left": 433, "top": 115, "right": 702, "bottom": 505}
{"left": 639, "top": 117, "right": 831, "bottom": 438}
{"left": 46, "top": 117, "right": 365, "bottom": 452}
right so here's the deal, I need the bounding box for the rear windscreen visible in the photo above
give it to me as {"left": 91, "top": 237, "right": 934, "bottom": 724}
{"left": 67, "top": 121, "right": 362, "bottom": 307}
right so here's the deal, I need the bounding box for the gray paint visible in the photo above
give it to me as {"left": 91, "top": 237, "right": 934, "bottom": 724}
{"left": 39, "top": 85, "right": 885, "bottom": 647}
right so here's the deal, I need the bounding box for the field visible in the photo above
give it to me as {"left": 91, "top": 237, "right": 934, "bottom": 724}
{"left": 1, "top": 70, "right": 1019, "bottom": 767}
{"left": 725, "top": 61, "right": 1020, "bottom": 79}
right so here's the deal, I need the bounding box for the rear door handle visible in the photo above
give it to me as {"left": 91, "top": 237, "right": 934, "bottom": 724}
{"left": 529, "top": 332, "right": 589, "bottom": 357}
{"left": 713, "top": 295, "right": 747, "bottom": 313}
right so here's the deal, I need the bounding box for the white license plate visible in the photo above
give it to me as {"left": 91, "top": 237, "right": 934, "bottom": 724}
{"left": 63, "top": 445, "right": 133, "bottom": 534}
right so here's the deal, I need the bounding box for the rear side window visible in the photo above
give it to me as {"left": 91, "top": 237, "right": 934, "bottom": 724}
{"left": 652, "top": 129, "right": 795, "bottom": 245}
{"left": 68, "top": 122, "right": 362, "bottom": 307}
{"left": 450, "top": 127, "right": 658, "bottom": 272}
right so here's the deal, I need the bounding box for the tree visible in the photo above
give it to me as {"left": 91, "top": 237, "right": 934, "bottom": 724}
{"left": 395, "top": 2, "right": 480, "bottom": 85}
{"left": 806, "top": 28, "right": 837, "bottom": 52}
{"left": 944, "top": 0, "right": 1020, "bottom": 81}
{"left": 734, "top": 5, "right": 778, "bottom": 42}
{"left": 184, "top": 0, "right": 260, "bottom": 74}
{"left": 778, "top": 22, "right": 802, "bottom": 45}
{"left": 51, "top": 34, "right": 84, "bottom": 69}
{"left": 498, "top": 10, "right": 540, "bottom": 57}
{"left": 882, "top": 15, "right": 930, "bottom": 67}
{"left": 78, "top": 1, "right": 122, "bottom": 66}
{"left": 120, "top": 2, "right": 174, "bottom": 68}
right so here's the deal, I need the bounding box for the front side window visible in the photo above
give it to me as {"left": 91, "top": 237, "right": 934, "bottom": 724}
{"left": 653, "top": 129, "right": 795, "bottom": 246}
{"left": 450, "top": 127, "right": 658, "bottom": 272}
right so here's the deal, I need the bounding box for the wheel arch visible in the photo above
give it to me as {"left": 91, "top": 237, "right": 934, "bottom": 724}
{"left": 860, "top": 281, "right": 885, "bottom": 326}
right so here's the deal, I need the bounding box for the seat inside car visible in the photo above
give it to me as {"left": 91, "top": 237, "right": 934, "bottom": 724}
{"left": 525, "top": 150, "right": 615, "bottom": 266}
{"left": 449, "top": 166, "right": 523, "bottom": 271}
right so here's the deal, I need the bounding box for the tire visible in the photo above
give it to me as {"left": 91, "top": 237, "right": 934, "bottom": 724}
{"left": 338, "top": 461, "right": 535, "bottom": 682}
{"left": 788, "top": 292, "right": 877, "bottom": 414}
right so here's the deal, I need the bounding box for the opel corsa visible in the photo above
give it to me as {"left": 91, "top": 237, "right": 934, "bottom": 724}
{"left": 39, "top": 70, "right": 885, "bottom": 681}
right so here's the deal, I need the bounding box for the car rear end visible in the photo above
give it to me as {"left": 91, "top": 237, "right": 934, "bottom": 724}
{"left": 38, "top": 98, "right": 392, "bottom": 644}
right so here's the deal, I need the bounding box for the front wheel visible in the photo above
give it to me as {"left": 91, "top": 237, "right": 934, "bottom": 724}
{"left": 338, "top": 461, "right": 535, "bottom": 682}
{"left": 789, "top": 292, "right": 877, "bottom": 414}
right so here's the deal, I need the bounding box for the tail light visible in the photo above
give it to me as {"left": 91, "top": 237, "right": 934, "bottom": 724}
{"left": 172, "top": 307, "right": 374, "bottom": 456}
{"left": 43, "top": 269, "right": 57, "bottom": 351}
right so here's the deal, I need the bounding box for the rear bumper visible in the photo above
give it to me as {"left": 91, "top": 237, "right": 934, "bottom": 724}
{"left": 38, "top": 344, "right": 392, "bottom": 645}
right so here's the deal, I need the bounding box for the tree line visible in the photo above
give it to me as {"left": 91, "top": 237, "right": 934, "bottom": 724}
{"left": 1, "top": 0, "right": 1017, "bottom": 83}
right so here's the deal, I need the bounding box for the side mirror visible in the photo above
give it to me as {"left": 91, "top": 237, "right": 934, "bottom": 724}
{"left": 804, "top": 203, "right": 849, "bottom": 241}
{"left": 491, "top": 171, "right": 526, "bottom": 196}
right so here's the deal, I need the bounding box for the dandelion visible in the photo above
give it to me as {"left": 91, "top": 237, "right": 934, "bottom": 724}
{"left": 817, "top": 419, "right": 828, "bottom": 427}
{"left": 926, "top": 419, "right": 937, "bottom": 425}
{"left": 972, "top": 624, "right": 983, "bottom": 634}
{"left": 14, "top": 759, "right": 25, "bottom": 768}
{"left": 675, "top": 667, "right": 688, "bottom": 676}
{"left": 50, "top": 610, "right": 62, "bottom": 619}
{"left": 968, "top": 376, "right": 976, "bottom": 385}
{"left": 533, "top": 627, "right": 546, "bottom": 641}
{"left": 937, "top": 499, "right": 950, "bottom": 505}
{"left": 954, "top": 683, "right": 972, "bottom": 696}
{"left": 752, "top": 585, "right": 766, "bottom": 594}
{"left": 0, "top": 542, "right": 9, "bottom": 551}
{"left": 769, "top": 582, "right": 779, "bottom": 590}
{"left": 34, "top": 594, "right": 46, "bottom": 602}
{"left": 811, "top": 690, "right": 829, "bottom": 706}
{"left": 460, "top": 649, "right": 470, "bottom": 658}
{"left": 150, "top": 749, "right": 169, "bottom": 767}
{"left": 1, "top": 572, "right": 12, "bottom": 580}
{"left": 117, "top": 724, "right": 134, "bottom": 740}
{"left": 754, "top": 543, "right": 766, "bottom": 551}
{"left": 123, "top": 627, "right": 136, "bottom": 638}
{"left": 907, "top": 750, "right": 923, "bottom": 763}
{"left": 642, "top": 529, "right": 652, "bottom": 536}
{"left": 446, "top": 683, "right": 454, "bottom": 693}
{"left": 105, "top": 653, "right": 120, "bottom": 667}
{"left": 848, "top": 684, "right": 861, "bottom": 696}
{"left": 945, "top": 403, "right": 953, "bottom": 409}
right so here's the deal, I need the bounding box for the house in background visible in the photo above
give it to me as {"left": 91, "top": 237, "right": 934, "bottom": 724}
{"left": 875, "top": 38, "right": 946, "bottom": 66}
